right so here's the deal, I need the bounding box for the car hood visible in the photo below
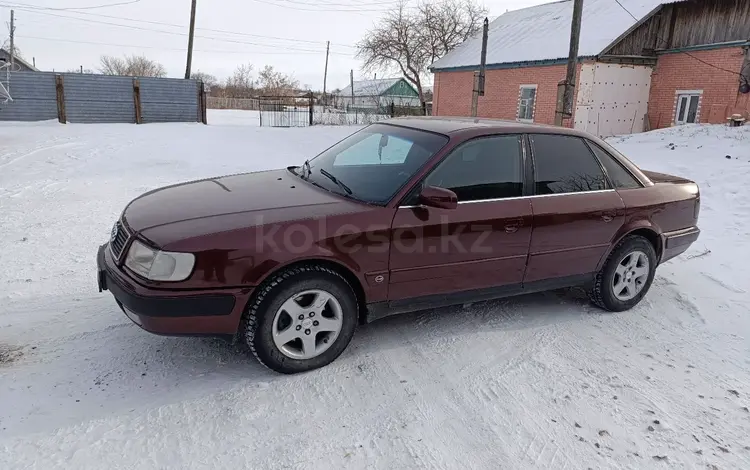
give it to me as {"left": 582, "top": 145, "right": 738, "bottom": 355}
{"left": 123, "top": 168, "right": 358, "bottom": 234}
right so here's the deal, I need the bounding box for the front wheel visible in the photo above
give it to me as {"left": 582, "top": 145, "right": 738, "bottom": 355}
{"left": 589, "top": 235, "right": 657, "bottom": 312}
{"left": 240, "top": 265, "right": 358, "bottom": 374}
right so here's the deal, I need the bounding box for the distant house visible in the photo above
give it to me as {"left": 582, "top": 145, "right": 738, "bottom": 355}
{"left": 0, "top": 49, "right": 38, "bottom": 72}
{"left": 336, "top": 78, "right": 420, "bottom": 111}
{"left": 431, "top": 0, "right": 750, "bottom": 136}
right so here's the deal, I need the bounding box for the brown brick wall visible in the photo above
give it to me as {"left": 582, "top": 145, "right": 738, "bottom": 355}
{"left": 648, "top": 47, "right": 750, "bottom": 129}
{"left": 433, "top": 63, "right": 583, "bottom": 127}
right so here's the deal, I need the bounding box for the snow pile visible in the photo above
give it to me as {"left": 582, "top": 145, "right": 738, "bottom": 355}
{"left": 1, "top": 116, "right": 749, "bottom": 469}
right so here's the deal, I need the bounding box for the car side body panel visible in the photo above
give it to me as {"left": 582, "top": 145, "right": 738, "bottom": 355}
{"left": 524, "top": 190, "right": 626, "bottom": 282}
{"left": 388, "top": 199, "right": 533, "bottom": 300}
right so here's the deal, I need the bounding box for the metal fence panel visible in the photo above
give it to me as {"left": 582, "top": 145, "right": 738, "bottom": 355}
{"left": 64, "top": 74, "right": 135, "bottom": 123}
{"left": 0, "top": 72, "right": 201, "bottom": 124}
{"left": 140, "top": 77, "right": 199, "bottom": 123}
{"left": 0, "top": 72, "right": 58, "bottom": 122}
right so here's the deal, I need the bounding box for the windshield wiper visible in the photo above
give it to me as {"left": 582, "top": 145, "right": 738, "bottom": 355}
{"left": 319, "top": 168, "right": 353, "bottom": 195}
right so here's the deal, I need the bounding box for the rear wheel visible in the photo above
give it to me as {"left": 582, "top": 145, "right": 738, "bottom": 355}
{"left": 589, "top": 235, "right": 657, "bottom": 312}
{"left": 240, "top": 265, "right": 358, "bottom": 374}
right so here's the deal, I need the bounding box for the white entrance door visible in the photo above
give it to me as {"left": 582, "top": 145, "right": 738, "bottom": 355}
{"left": 675, "top": 93, "right": 701, "bottom": 125}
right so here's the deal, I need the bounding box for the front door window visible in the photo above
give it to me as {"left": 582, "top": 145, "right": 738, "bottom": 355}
{"left": 675, "top": 93, "right": 701, "bottom": 125}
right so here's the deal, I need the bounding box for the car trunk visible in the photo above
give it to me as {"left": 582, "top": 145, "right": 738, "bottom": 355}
{"left": 641, "top": 170, "right": 695, "bottom": 186}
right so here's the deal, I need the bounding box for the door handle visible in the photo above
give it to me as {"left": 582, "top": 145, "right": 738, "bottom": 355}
{"left": 601, "top": 211, "right": 616, "bottom": 223}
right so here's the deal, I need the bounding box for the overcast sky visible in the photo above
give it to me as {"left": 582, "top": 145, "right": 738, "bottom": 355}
{"left": 1, "top": 0, "right": 549, "bottom": 89}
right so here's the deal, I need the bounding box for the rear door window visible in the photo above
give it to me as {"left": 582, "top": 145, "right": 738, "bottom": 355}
{"left": 530, "top": 134, "right": 608, "bottom": 194}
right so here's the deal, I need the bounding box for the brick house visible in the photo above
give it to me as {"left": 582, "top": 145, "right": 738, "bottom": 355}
{"left": 431, "top": 0, "right": 750, "bottom": 137}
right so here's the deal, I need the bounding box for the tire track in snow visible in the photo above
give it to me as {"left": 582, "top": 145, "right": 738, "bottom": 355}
{"left": 0, "top": 142, "right": 76, "bottom": 170}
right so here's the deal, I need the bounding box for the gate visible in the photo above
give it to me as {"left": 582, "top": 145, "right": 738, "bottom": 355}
{"left": 259, "top": 94, "right": 313, "bottom": 127}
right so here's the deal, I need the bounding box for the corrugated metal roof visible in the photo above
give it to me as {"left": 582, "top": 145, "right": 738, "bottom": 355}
{"left": 338, "top": 78, "right": 403, "bottom": 96}
{"left": 431, "top": 0, "right": 684, "bottom": 70}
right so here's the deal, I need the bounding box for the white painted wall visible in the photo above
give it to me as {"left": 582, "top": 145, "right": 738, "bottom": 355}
{"left": 574, "top": 62, "right": 653, "bottom": 138}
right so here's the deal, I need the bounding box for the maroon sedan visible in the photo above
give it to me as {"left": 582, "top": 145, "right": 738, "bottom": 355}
{"left": 97, "top": 117, "right": 700, "bottom": 373}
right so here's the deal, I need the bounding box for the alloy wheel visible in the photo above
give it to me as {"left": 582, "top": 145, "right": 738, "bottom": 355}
{"left": 271, "top": 289, "right": 343, "bottom": 360}
{"left": 612, "top": 250, "right": 650, "bottom": 301}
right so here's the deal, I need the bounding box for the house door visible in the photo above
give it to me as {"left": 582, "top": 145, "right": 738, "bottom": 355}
{"left": 675, "top": 93, "right": 701, "bottom": 125}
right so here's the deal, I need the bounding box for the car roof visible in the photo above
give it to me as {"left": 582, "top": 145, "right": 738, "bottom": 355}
{"left": 383, "top": 116, "right": 589, "bottom": 138}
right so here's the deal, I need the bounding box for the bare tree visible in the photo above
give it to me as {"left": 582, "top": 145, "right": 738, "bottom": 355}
{"left": 1, "top": 39, "right": 22, "bottom": 60}
{"left": 99, "top": 55, "right": 167, "bottom": 77}
{"left": 257, "top": 65, "right": 299, "bottom": 96}
{"left": 357, "top": 0, "right": 486, "bottom": 108}
{"left": 65, "top": 68, "right": 95, "bottom": 74}
{"left": 191, "top": 71, "right": 218, "bottom": 87}
{"left": 223, "top": 63, "right": 255, "bottom": 98}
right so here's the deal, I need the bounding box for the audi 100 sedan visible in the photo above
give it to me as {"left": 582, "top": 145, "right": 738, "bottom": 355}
{"left": 97, "top": 117, "right": 700, "bottom": 373}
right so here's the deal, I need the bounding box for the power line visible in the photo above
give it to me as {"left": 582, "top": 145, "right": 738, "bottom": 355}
{"left": 612, "top": 0, "right": 742, "bottom": 77}
{"left": 10, "top": 8, "right": 356, "bottom": 55}
{"left": 275, "top": 0, "right": 400, "bottom": 6}
{"left": 17, "top": 34, "right": 342, "bottom": 55}
{"left": 248, "top": 0, "right": 393, "bottom": 13}
{"left": 2, "top": 3, "right": 358, "bottom": 49}
{"left": 0, "top": 0, "right": 141, "bottom": 11}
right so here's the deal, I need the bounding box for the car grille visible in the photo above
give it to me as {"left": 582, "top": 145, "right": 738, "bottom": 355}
{"left": 110, "top": 221, "right": 130, "bottom": 260}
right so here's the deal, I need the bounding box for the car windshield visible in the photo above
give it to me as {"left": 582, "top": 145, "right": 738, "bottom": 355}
{"left": 293, "top": 123, "right": 449, "bottom": 205}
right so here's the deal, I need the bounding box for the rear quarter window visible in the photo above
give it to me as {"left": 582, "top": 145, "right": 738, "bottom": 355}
{"left": 587, "top": 141, "right": 642, "bottom": 190}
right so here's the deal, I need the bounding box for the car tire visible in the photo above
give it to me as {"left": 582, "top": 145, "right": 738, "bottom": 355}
{"left": 240, "top": 265, "right": 358, "bottom": 374}
{"left": 589, "top": 235, "right": 657, "bottom": 312}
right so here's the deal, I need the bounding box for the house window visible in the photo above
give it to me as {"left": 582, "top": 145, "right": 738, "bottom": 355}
{"left": 674, "top": 90, "right": 702, "bottom": 125}
{"left": 517, "top": 85, "right": 537, "bottom": 122}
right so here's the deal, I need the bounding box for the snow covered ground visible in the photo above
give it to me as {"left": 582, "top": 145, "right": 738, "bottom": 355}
{"left": 1, "top": 112, "right": 749, "bottom": 469}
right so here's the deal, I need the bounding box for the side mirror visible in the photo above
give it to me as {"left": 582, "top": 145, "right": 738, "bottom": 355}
{"left": 418, "top": 185, "right": 458, "bottom": 210}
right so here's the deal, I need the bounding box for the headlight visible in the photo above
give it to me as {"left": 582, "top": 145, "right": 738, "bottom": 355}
{"left": 124, "top": 240, "right": 195, "bottom": 282}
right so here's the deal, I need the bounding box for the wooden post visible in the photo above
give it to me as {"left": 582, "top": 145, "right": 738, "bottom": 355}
{"left": 55, "top": 75, "right": 66, "bottom": 124}
{"left": 308, "top": 91, "right": 313, "bottom": 126}
{"left": 471, "top": 18, "right": 489, "bottom": 118}
{"left": 554, "top": 81, "right": 566, "bottom": 126}
{"left": 471, "top": 72, "right": 480, "bottom": 117}
{"left": 557, "top": 0, "right": 584, "bottom": 125}
{"left": 133, "top": 78, "right": 142, "bottom": 124}
{"left": 199, "top": 81, "right": 207, "bottom": 124}
{"left": 185, "top": 0, "right": 197, "bottom": 79}
{"left": 322, "top": 41, "right": 330, "bottom": 104}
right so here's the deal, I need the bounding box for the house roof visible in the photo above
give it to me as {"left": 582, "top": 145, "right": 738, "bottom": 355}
{"left": 430, "top": 0, "right": 684, "bottom": 71}
{"left": 338, "top": 78, "right": 407, "bottom": 96}
{"left": 0, "top": 48, "right": 38, "bottom": 71}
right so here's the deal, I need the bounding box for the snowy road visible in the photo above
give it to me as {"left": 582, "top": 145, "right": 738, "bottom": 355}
{"left": 1, "top": 112, "right": 749, "bottom": 469}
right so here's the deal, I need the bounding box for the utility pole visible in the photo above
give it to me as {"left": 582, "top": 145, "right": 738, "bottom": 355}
{"left": 80, "top": 65, "right": 83, "bottom": 74}
{"left": 350, "top": 69, "right": 355, "bottom": 111}
{"left": 556, "top": 0, "right": 583, "bottom": 126}
{"left": 9, "top": 10, "right": 15, "bottom": 70}
{"left": 322, "top": 41, "right": 329, "bottom": 103}
{"left": 471, "top": 17, "right": 489, "bottom": 117}
{"left": 184, "top": 0, "right": 197, "bottom": 79}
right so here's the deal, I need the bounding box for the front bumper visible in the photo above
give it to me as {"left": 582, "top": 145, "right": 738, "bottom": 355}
{"left": 97, "top": 244, "right": 251, "bottom": 336}
{"left": 661, "top": 226, "right": 701, "bottom": 263}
